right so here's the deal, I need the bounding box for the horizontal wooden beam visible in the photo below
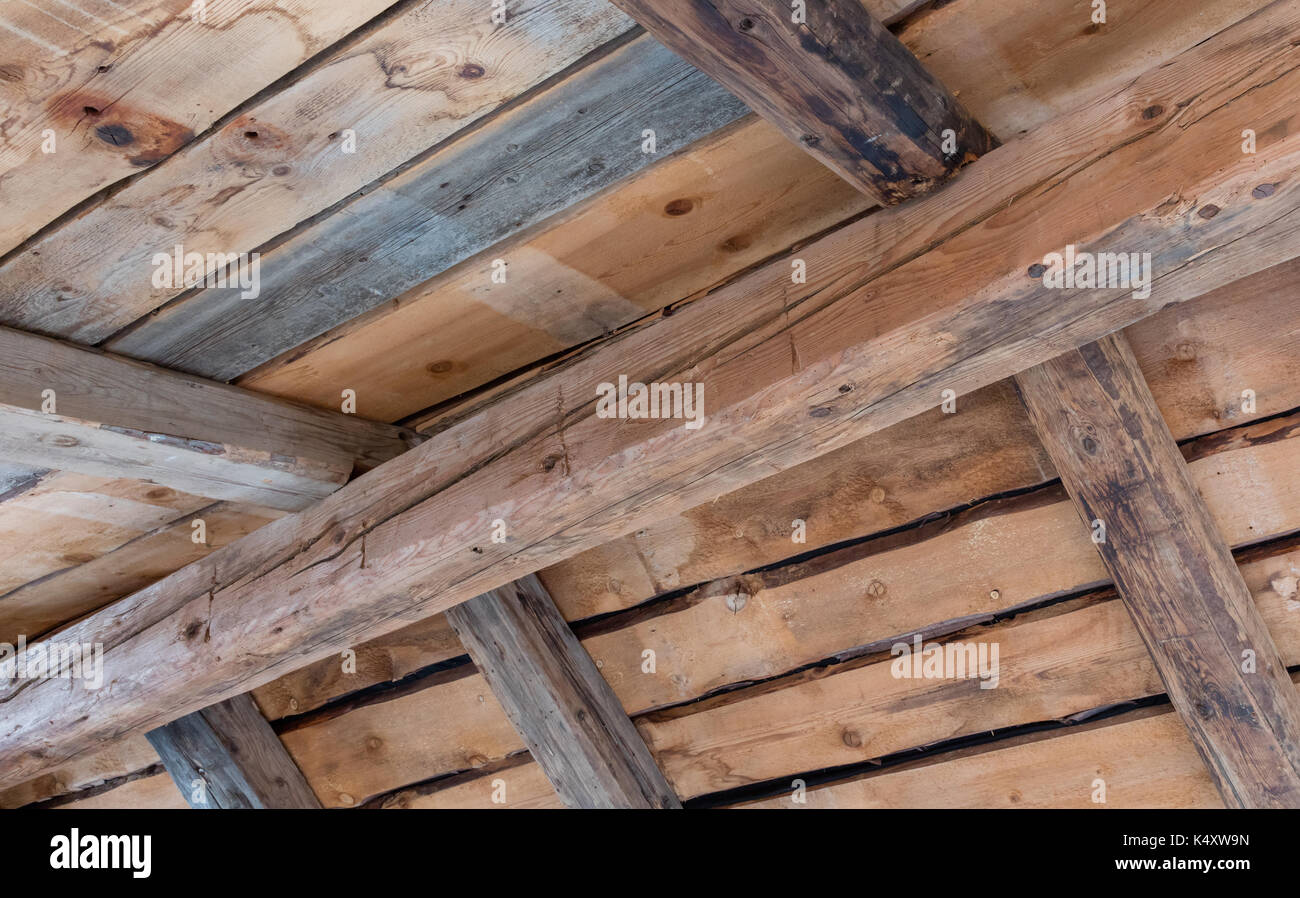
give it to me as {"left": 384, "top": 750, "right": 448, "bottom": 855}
{"left": 1014, "top": 334, "right": 1300, "bottom": 807}
{"left": 0, "top": 1, "right": 1297, "bottom": 786}
{"left": 145, "top": 693, "right": 320, "bottom": 809}
{"left": 446, "top": 575, "right": 679, "bottom": 808}
{"left": 0, "top": 326, "right": 420, "bottom": 510}
{"left": 609, "top": 0, "right": 995, "bottom": 203}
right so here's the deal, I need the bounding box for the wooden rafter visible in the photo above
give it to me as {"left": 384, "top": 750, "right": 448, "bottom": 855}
{"left": 609, "top": 0, "right": 996, "bottom": 203}
{"left": 1015, "top": 334, "right": 1300, "bottom": 807}
{"left": 146, "top": 693, "right": 320, "bottom": 809}
{"left": 0, "top": 326, "right": 419, "bottom": 510}
{"left": 446, "top": 575, "right": 680, "bottom": 808}
{"left": 1, "top": 1, "right": 1298, "bottom": 788}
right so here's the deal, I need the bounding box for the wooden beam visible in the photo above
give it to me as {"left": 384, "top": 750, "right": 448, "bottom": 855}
{"left": 446, "top": 575, "right": 679, "bottom": 808}
{"left": 1014, "top": 334, "right": 1300, "bottom": 808}
{"left": 0, "top": 2, "right": 1297, "bottom": 786}
{"left": 0, "top": 326, "right": 419, "bottom": 510}
{"left": 145, "top": 693, "right": 320, "bottom": 809}
{"left": 608, "top": 0, "right": 995, "bottom": 203}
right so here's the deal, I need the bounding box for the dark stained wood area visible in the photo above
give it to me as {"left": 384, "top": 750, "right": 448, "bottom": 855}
{"left": 609, "top": 0, "right": 996, "bottom": 203}
{"left": 1015, "top": 334, "right": 1300, "bottom": 808}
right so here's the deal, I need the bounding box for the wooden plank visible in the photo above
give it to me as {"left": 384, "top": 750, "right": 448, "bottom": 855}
{"left": 57, "top": 772, "right": 190, "bottom": 811}
{"left": 0, "top": 0, "right": 633, "bottom": 344}
{"left": 0, "top": 500, "right": 283, "bottom": 645}
{"left": 104, "top": 34, "right": 750, "bottom": 380}
{"left": 639, "top": 544, "right": 1300, "bottom": 800}
{"left": 145, "top": 693, "right": 320, "bottom": 808}
{"left": 350, "top": 538, "right": 1300, "bottom": 808}
{"left": 1, "top": 5, "right": 1297, "bottom": 787}
{"left": 236, "top": 113, "right": 868, "bottom": 419}
{"left": 609, "top": 0, "right": 994, "bottom": 203}
{"left": 1014, "top": 334, "right": 1300, "bottom": 807}
{"left": 26, "top": 406, "right": 1300, "bottom": 808}
{"left": 236, "top": 0, "right": 1268, "bottom": 421}
{"left": 0, "top": 733, "right": 160, "bottom": 810}
{"left": 267, "top": 415, "right": 1300, "bottom": 808}
{"left": 446, "top": 575, "right": 679, "bottom": 808}
{"left": 739, "top": 705, "right": 1226, "bottom": 809}
{"left": 0, "top": 326, "right": 417, "bottom": 509}
{"left": 0, "top": 0, "right": 400, "bottom": 255}
{"left": 0, "top": 472, "right": 208, "bottom": 600}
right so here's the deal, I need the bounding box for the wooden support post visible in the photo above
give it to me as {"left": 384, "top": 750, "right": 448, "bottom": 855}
{"left": 1014, "top": 333, "right": 1300, "bottom": 807}
{"left": 446, "top": 574, "right": 680, "bottom": 808}
{"left": 145, "top": 693, "right": 320, "bottom": 809}
{"left": 608, "top": 0, "right": 996, "bottom": 203}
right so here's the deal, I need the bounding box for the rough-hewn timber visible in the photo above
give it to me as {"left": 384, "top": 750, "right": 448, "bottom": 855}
{"left": 145, "top": 693, "right": 320, "bottom": 809}
{"left": 1, "top": 4, "right": 1297, "bottom": 787}
{"left": 446, "top": 575, "right": 679, "bottom": 808}
{"left": 609, "top": 0, "right": 995, "bottom": 203}
{"left": 1015, "top": 334, "right": 1300, "bottom": 808}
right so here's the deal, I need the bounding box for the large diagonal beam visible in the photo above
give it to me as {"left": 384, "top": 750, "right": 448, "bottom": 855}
{"left": 0, "top": 326, "right": 419, "bottom": 510}
{"left": 609, "top": 0, "right": 995, "bottom": 203}
{"left": 1015, "top": 335, "right": 1300, "bottom": 807}
{"left": 1, "top": 1, "right": 1297, "bottom": 786}
{"left": 446, "top": 575, "right": 679, "bottom": 808}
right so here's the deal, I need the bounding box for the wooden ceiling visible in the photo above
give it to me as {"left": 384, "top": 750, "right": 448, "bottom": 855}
{"left": 1, "top": 0, "right": 1298, "bottom": 809}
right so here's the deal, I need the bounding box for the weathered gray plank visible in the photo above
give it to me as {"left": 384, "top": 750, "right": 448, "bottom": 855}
{"left": 105, "top": 34, "right": 749, "bottom": 380}
{"left": 1014, "top": 333, "right": 1300, "bottom": 808}
{"left": 446, "top": 575, "right": 679, "bottom": 808}
{"left": 146, "top": 693, "right": 321, "bottom": 809}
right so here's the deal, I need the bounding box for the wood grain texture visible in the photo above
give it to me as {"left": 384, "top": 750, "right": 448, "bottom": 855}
{"left": 237, "top": 0, "right": 1265, "bottom": 425}
{"left": 28, "top": 411, "right": 1300, "bottom": 808}
{"left": 0, "top": 0, "right": 400, "bottom": 255}
{"left": 0, "top": 500, "right": 283, "bottom": 645}
{"left": 610, "top": 0, "right": 994, "bottom": 203}
{"left": 2, "top": 4, "right": 1298, "bottom": 788}
{"left": 105, "top": 33, "right": 749, "bottom": 380}
{"left": 109, "top": 0, "right": 941, "bottom": 381}
{"left": 0, "top": 0, "right": 633, "bottom": 343}
{"left": 145, "top": 693, "right": 319, "bottom": 808}
{"left": 1015, "top": 334, "right": 1300, "bottom": 808}
{"left": 739, "top": 705, "right": 1226, "bottom": 809}
{"left": 0, "top": 326, "right": 418, "bottom": 509}
{"left": 446, "top": 575, "right": 678, "bottom": 808}
{"left": 639, "top": 544, "right": 1300, "bottom": 800}
{"left": 0, "top": 472, "right": 207, "bottom": 600}
{"left": 57, "top": 771, "right": 189, "bottom": 811}
{"left": 264, "top": 417, "right": 1300, "bottom": 808}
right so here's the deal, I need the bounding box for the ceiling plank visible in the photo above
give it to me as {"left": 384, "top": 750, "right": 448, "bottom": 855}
{"left": 0, "top": 326, "right": 419, "bottom": 510}
{"left": 233, "top": 0, "right": 1266, "bottom": 421}
{"left": 1014, "top": 334, "right": 1300, "bottom": 808}
{"left": 145, "top": 693, "right": 320, "bottom": 809}
{"left": 608, "top": 0, "right": 996, "bottom": 203}
{"left": 446, "top": 575, "right": 679, "bottom": 808}
{"left": 105, "top": 0, "right": 934, "bottom": 382}
{"left": 0, "top": 2, "right": 1297, "bottom": 786}
{"left": 0, "top": 0, "right": 400, "bottom": 255}
{"left": 0, "top": 0, "right": 632, "bottom": 346}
